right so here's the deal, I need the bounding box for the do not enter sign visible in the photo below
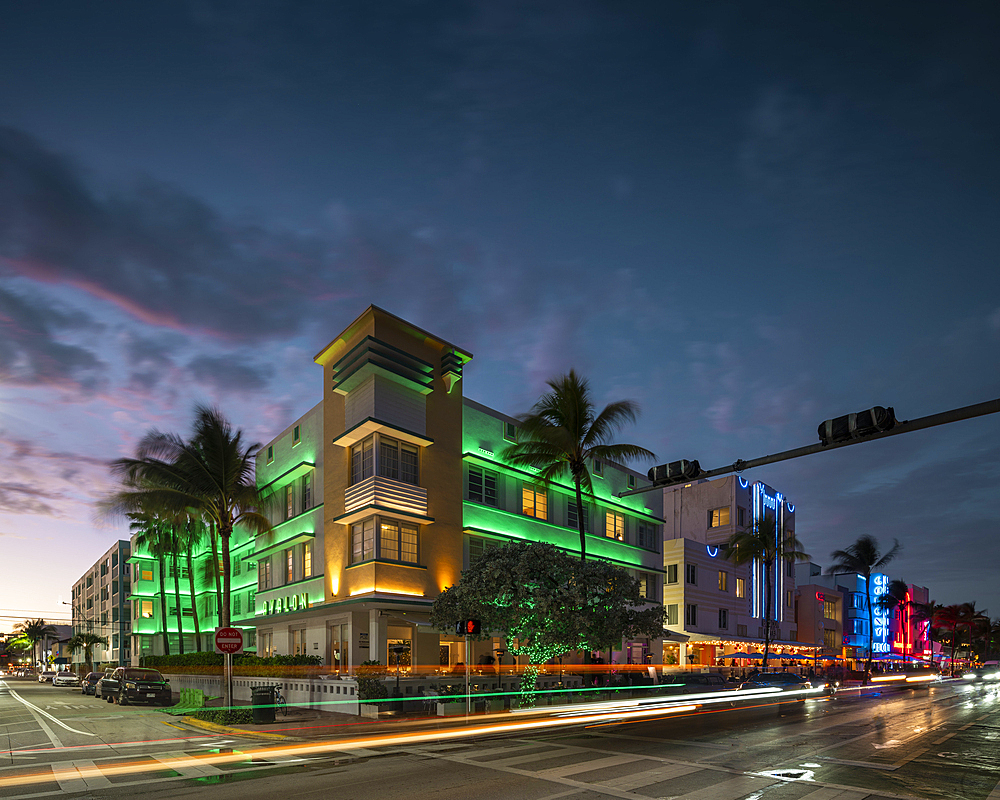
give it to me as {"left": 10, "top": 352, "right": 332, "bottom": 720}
{"left": 214, "top": 627, "right": 244, "bottom": 654}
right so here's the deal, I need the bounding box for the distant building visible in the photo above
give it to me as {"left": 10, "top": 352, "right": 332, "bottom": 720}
{"left": 70, "top": 541, "right": 132, "bottom": 668}
{"left": 660, "top": 476, "right": 803, "bottom": 666}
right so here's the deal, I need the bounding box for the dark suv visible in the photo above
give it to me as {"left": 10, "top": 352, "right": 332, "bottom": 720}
{"left": 101, "top": 667, "right": 172, "bottom": 706}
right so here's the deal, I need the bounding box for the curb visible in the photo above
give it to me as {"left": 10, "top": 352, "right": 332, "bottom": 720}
{"left": 180, "top": 715, "right": 294, "bottom": 740}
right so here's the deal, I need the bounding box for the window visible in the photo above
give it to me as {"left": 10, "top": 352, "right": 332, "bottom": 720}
{"left": 709, "top": 507, "right": 731, "bottom": 527}
{"left": 285, "top": 485, "right": 294, "bottom": 520}
{"left": 248, "top": 590, "right": 256, "bottom": 613}
{"left": 259, "top": 631, "right": 273, "bottom": 657}
{"left": 291, "top": 628, "right": 307, "bottom": 656}
{"left": 352, "top": 519, "right": 375, "bottom": 563}
{"left": 351, "top": 437, "right": 374, "bottom": 484}
{"left": 737, "top": 624, "right": 747, "bottom": 636}
{"left": 266, "top": 445, "right": 273, "bottom": 463}
{"left": 686, "top": 564, "right": 697, "bottom": 585}
{"left": 786, "top": 590, "right": 793, "bottom": 607}
{"left": 233, "top": 595, "right": 242, "bottom": 616}
{"left": 737, "top": 507, "right": 746, "bottom": 527}
{"left": 302, "top": 473, "right": 312, "bottom": 510}
{"left": 379, "top": 520, "right": 419, "bottom": 563}
{"left": 685, "top": 604, "right": 698, "bottom": 626}
{"left": 378, "top": 436, "right": 418, "bottom": 484}
{"left": 303, "top": 542, "right": 312, "bottom": 578}
{"left": 638, "top": 572, "right": 655, "bottom": 600}
{"left": 627, "top": 474, "right": 636, "bottom": 489}
{"left": 469, "top": 536, "right": 501, "bottom": 565}
{"left": 522, "top": 485, "right": 547, "bottom": 519}
{"left": 140, "top": 600, "right": 153, "bottom": 619}
{"left": 666, "top": 604, "right": 678, "bottom": 626}
{"left": 824, "top": 629, "right": 838, "bottom": 650}
{"left": 567, "top": 500, "right": 589, "bottom": 532}
{"left": 468, "top": 466, "right": 498, "bottom": 506}
{"left": 286, "top": 548, "right": 294, "bottom": 582}
{"left": 636, "top": 522, "right": 656, "bottom": 549}
{"left": 141, "top": 568, "right": 153, "bottom": 582}
{"left": 259, "top": 557, "right": 272, "bottom": 589}
{"left": 593, "top": 458, "right": 603, "bottom": 477}
{"left": 823, "top": 599, "right": 836, "bottom": 619}
{"left": 718, "top": 570, "right": 729, "bottom": 592}
{"left": 605, "top": 511, "right": 625, "bottom": 541}
{"left": 503, "top": 421, "right": 516, "bottom": 442}
{"left": 234, "top": 558, "right": 242, "bottom": 576}
{"left": 718, "top": 608, "right": 729, "bottom": 629}
{"left": 786, "top": 560, "right": 793, "bottom": 577}
{"left": 666, "top": 564, "right": 678, "bottom": 584}
{"left": 293, "top": 425, "right": 300, "bottom": 445}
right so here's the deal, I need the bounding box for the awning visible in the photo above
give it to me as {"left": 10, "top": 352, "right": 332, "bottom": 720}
{"left": 52, "top": 657, "right": 69, "bottom": 664}
{"left": 662, "top": 628, "right": 690, "bottom": 642}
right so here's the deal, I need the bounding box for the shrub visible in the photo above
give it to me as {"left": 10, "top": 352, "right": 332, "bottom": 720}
{"left": 192, "top": 707, "right": 254, "bottom": 725}
{"left": 142, "top": 653, "right": 322, "bottom": 668}
{"left": 356, "top": 660, "right": 388, "bottom": 701}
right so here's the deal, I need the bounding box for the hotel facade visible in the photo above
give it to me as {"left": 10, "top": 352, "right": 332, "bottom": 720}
{"left": 70, "top": 540, "right": 132, "bottom": 668}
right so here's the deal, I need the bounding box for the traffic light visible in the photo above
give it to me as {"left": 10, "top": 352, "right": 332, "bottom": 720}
{"left": 817, "top": 406, "right": 896, "bottom": 445}
{"left": 456, "top": 619, "right": 481, "bottom": 636}
{"left": 647, "top": 459, "right": 702, "bottom": 486}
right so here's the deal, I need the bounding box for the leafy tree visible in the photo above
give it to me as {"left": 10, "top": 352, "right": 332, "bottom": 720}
{"left": 500, "top": 371, "right": 654, "bottom": 561}
{"left": 934, "top": 604, "right": 963, "bottom": 675}
{"left": 430, "top": 541, "right": 664, "bottom": 704}
{"left": 14, "top": 619, "right": 56, "bottom": 667}
{"left": 960, "top": 602, "right": 990, "bottom": 662}
{"left": 66, "top": 632, "right": 109, "bottom": 674}
{"left": 129, "top": 511, "right": 173, "bottom": 655}
{"left": 724, "top": 509, "right": 809, "bottom": 672}
{"left": 104, "top": 405, "right": 272, "bottom": 629}
{"left": 827, "top": 535, "right": 900, "bottom": 683}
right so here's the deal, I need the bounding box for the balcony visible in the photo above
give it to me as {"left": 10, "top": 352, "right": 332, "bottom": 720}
{"left": 337, "top": 476, "right": 431, "bottom": 525}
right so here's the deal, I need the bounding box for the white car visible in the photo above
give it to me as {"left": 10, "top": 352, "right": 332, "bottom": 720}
{"left": 52, "top": 672, "right": 81, "bottom": 687}
{"left": 37, "top": 670, "right": 58, "bottom": 683}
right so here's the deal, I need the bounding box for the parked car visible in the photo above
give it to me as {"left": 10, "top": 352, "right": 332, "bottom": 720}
{"left": 737, "top": 672, "right": 816, "bottom": 692}
{"left": 94, "top": 669, "right": 116, "bottom": 699}
{"left": 660, "top": 673, "right": 732, "bottom": 694}
{"left": 52, "top": 672, "right": 81, "bottom": 687}
{"left": 81, "top": 672, "right": 102, "bottom": 695}
{"left": 100, "top": 667, "right": 172, "bottom": 706}
{"left": 963, "top": 666, "right": 1000, "bottom": 682}
{"left": 37, "top": 670, "right": 58, "bottom": 683}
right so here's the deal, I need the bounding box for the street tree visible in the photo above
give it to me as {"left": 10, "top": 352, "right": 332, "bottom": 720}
{"left": 430, "top": 541, "right": 664, "bottom": 704}
{"left": 500, "top": 371, "right": 654, "bottom": 561}
{"left": 66, "top": 632, "right": 109, "bottom": 675}
{"left": 128, "top": 511, "right": 174, "bottom": 656}
{"left": 14, "top": 619, "right": 56, "bottom": 668}
{"left": 934, "top": 604, "right": 963, "bottom": 674}
{"left": 724, "top": 509, "right": 809, "bottom": 672}
{"left": 827, "top": 535, "right": 900, "bottom": 683}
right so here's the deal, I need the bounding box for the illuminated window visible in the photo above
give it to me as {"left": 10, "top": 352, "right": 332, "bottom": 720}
{"left": 379, "top": 519, "right": 418, "bottom": 564}
{"left": 686, "top": 564, "right": 697, "bottom": 585}
{"left": 709, "top": 507, "right": 730, "bottom": 527}
{"left": 685, "top": 604, "right": 698, "bottom": 626}
{"left": 718, "top": 608, "right": 729, "bottom": 629}
{"left": 285, "top": 485, "right": 294, "bottom": 520}
{"left": 259, "top": 631, "right": 273, "bottom": 657}
{"left": 593, "top": 459, "right": 603, "bottom": 477}
{"left": 522, "top": 485, "right": 547, "bottom": 519}
{"left": 352, "top": 519, "right": 375, "bottom": 563}
{"left": 379, "top": 436, "right": 418, "bottom": 485}
{"left": 824, "top": 629, "right": 838, "bottom": 650}
{"left": 259, "top": 557, "right": 271, "bottom": 589}
{"left": 140, "top": 600, "right": 153, "bottom": 619}
{"left": 605, "top": 511, "right": 624, "bottom": 540}
{"left": 824, "top": 599, "right": 836, "bottom": 619}
{"left": 351, "top": 438, "right": 374, "bottom": 484}
{"left": 303, "top": 542, "right": 312, "bottom": 578}
{"left": 567, "top": 500, "right": 589, "bottom": 532}
{"left": 293, "top": 425, "right": 300, "bottom": 445}
{"left": 736, "top": 577, "right": 746, "bottom": 598}
{"left": 666, "top": 564, "right": 678, "bottom": 584}
{"left": 786, "top": 590, "right": 793, "bottom": 607}
{"left": 468, "top": 466, "right": 498, "bottom": 506}
{"left": 141, "top": 568, "right": 153, "bottom": 582}
{"left": 266, "top": 445, "right": 273, "bottom": 464}
{"left": 637, "top": 572, "right": 656, "bottom": 600}
{"left": 286, "top": 548, "right": 294, "bottom": 582}
{"left": 666, "top": 604, "right": 678, "bottom": 626}
{"left": 718, "top": 570, "right": 729, "bottom": 592}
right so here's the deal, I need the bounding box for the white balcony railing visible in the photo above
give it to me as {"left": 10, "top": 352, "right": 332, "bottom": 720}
{"left": 345, "top": 475, "right": 427, "bottom": 517}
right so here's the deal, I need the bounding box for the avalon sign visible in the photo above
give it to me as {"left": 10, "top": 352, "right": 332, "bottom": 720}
{"left": 261, "top": 591, "right": 311, "bottom": 617}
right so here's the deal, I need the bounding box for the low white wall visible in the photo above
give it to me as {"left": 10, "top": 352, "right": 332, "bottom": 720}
{"left": 162, "top": 673, "right": 360, "bottom": 715}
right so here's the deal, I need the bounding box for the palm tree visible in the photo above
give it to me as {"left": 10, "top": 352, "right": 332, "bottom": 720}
{"left": 875, "top": 578, "right": 911, "bottom": 652}
{"left": 104, "top": 405, "right": 272, "bottom": 628}
{"left": 14, "top": 619, "right": 56, "bottom": 668}
{"left": 934, "top": 604, "right": 963, "bottom": 675}
{"left": 179, "top": 518, "right": 204, "bottom": 651}
{"left": 66, "top": 632, "right": 108, "bottom": 675}
{"left": 961, "top": 602, "right": 990, "bottom": 663}
{"left": 129, "top": 511, "right": 173, "bottom": 656}
{"left": 827, "top": 535, "right": 900, "bottom": 684}
{"left": 500, "top": 371, "right": 654, "bottom": 561}
{"left": 724, "top": 509, "right": 809, "bottom": 671}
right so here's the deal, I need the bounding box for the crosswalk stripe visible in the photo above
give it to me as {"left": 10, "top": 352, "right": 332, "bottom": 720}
{"left": 592, "top": 762, "right": 700, "bottom": 790}
{"left": 537, "top": 754, "right": 645, "bottom": 777}
{"left": 153, "top": 753, "right": 224, "bottom": 778}
{"left": 50, "top": 759, "right": 113, "bottom": 792}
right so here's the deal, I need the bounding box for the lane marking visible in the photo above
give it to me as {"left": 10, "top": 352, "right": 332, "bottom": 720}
{"left": 3, "top": 687, "right": 95, "bottom": 737}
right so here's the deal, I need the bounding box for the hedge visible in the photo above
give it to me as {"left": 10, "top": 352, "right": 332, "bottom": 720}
{"left": 192, "top": 707, "right": 254, "bottom": 725}
{"left": 142, "top": 653, "right": 322, "bottom": 668}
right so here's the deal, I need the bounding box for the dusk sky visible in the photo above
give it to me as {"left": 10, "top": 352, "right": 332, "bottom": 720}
{"left": 1, "top": 2, "right": 998, "bottom": 629}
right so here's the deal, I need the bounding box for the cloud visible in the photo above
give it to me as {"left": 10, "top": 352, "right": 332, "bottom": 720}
{"left": 186, "top": 354, "right": 273, "bottom": 393}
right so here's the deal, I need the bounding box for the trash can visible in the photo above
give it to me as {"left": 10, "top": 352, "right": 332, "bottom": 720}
{"left": 252, "top": 685, "right": 276, "bottom": 724}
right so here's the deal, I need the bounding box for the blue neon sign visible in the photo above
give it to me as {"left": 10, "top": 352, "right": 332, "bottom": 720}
{"left": 870, "top": 573, "right": 891, "bottom": 653}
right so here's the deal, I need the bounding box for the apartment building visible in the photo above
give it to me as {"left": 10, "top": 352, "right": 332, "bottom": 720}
{"left": 70, "top": 540, "right": 132, "bottom": 668}
{"left": 249, "top": 305, "right": 665, "bottom": 671}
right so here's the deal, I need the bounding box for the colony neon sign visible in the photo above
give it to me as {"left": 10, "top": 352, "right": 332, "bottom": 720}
{"left": 870, "top": 573, "right": 891, "bottom": 653}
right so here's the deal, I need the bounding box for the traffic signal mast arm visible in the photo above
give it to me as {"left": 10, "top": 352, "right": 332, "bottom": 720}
{"left": 619, "top": 396, "right": 1000, "bottom": 498}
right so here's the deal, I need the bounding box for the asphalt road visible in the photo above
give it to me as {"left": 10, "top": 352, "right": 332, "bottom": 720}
{"left": 2, "top": 677, "right": 999, "bottom": 800}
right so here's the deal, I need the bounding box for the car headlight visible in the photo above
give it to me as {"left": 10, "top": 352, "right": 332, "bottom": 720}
{"left": 962, "top": 673, "right": 977, "bottom": 680}
{"left": 125, "top": 682, "right": 136, "bottom": 689}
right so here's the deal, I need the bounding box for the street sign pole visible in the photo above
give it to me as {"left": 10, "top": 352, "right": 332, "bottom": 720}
{"left": 214, "top": 627, "right": 244, "bottom": 710}
{"left": 465, "top": 634, "right": 471, "bottom": 719}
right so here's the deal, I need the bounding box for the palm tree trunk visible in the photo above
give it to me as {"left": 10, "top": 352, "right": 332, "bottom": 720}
{"left": 221, "top": 524, "right": 232, "bottom": 628}
{"left": 186, "top": 548, "right": 202, "bottom": 651}
{"left": 157, "top": 557, "right": 170, "bottom": 655}
{"left": 210, "top": 522, "right": 223, "bottom": 626}
{"left": 573, "top": 479, "right": 587, "bottom": 561}
{"left": 172, "top": 550, "right": 185, "bottom": 655}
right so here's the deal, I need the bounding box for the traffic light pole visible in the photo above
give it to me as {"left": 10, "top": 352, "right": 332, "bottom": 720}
{"left": 619, "top": 396, "right": 1000, "bottom": 498}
